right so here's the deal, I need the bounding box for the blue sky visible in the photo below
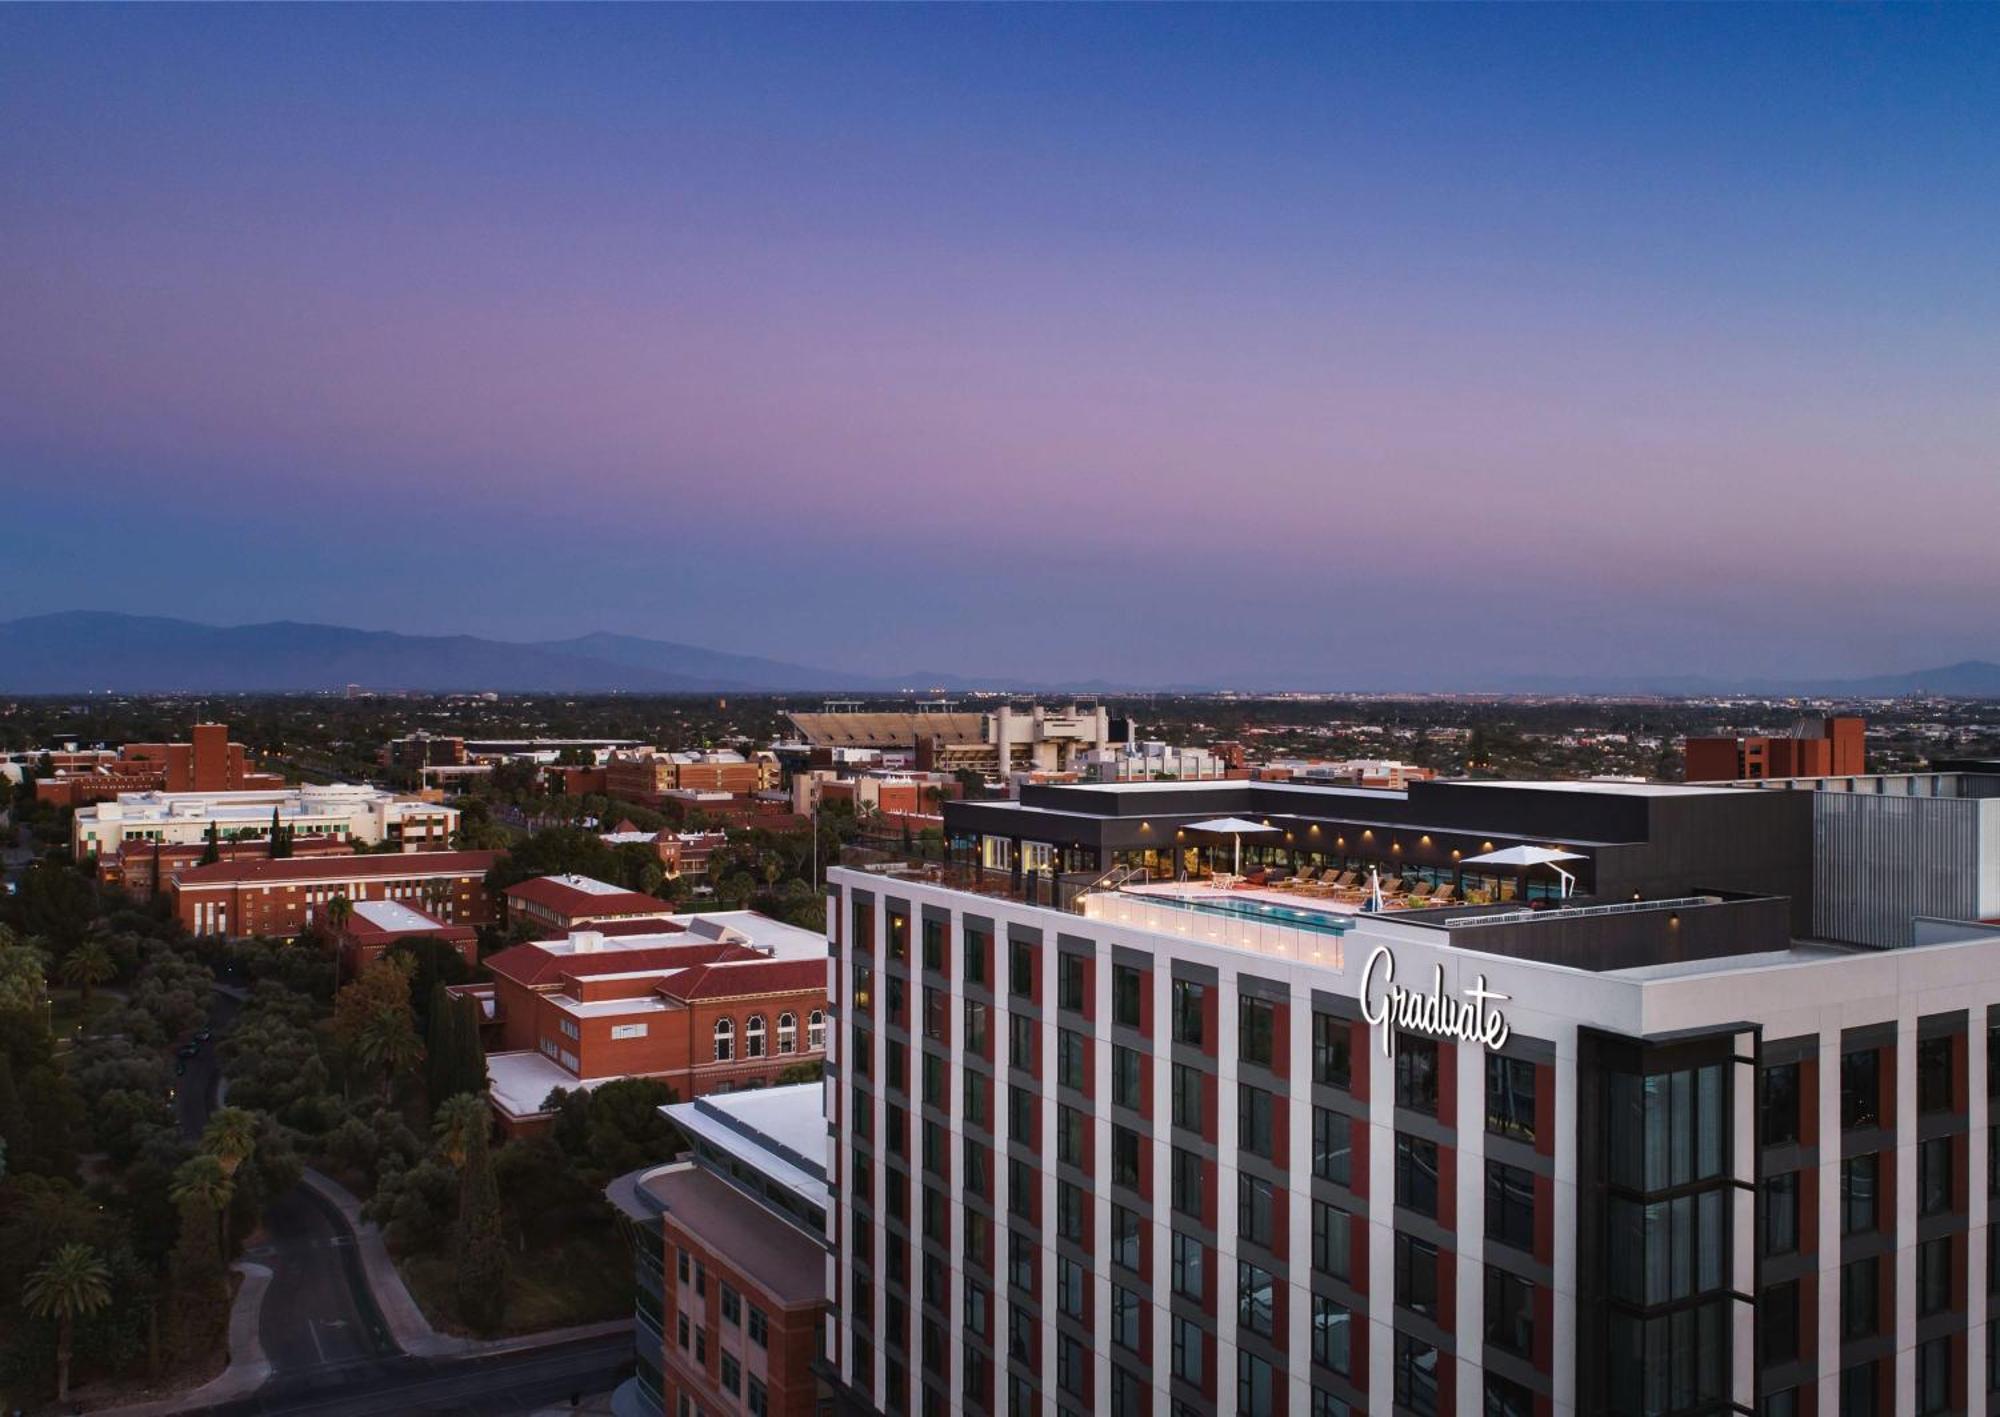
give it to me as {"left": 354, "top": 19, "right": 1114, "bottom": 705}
{"left": 2, "top": 5, "right": 1996, "bottom": 686}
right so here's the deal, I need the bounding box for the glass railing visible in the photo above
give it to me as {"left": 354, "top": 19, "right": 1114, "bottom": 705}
{"left": 1077, "top": 890, "right": 1347, "bottom": 967}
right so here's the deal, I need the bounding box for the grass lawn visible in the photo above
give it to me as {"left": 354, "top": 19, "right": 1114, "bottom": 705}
{"left": 48, "top": 986, "right": 119, "bottom": 1039}
{"left": 400, "top": 1227, "right": 634, "bottom": 1338}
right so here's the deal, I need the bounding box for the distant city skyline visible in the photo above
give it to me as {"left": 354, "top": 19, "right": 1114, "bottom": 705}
{"left": 3, "top": 6, "right": 1997, "bottom": 686}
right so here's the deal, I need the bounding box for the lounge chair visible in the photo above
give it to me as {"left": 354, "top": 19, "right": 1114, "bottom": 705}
{"left": 1407, "top": 881, "right": 1436, "bottom": 901}
{"left": 1428, "top": 884, "right": 1457, "bottom": 905}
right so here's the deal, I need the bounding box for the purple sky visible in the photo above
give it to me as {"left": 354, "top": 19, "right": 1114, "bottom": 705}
{"left": 3, "top": 6, "right": 1997, "bottom": 687}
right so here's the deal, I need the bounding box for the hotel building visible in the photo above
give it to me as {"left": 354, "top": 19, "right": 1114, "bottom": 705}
{"left": 820, "top": 775, "right": 2000, "bottom": 1417}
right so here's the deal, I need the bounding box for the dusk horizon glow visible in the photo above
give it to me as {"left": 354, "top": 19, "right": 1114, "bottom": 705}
{"left": 4, "top": 5, "right": 1997, "bottom": 688}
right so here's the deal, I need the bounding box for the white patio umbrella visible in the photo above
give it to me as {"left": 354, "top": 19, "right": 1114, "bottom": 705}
{"left": 1458, "top": 845, "right": 1587, "bottom": 899}
{"left": 1183, "top": 817, "right": 1282, "bottom": 877}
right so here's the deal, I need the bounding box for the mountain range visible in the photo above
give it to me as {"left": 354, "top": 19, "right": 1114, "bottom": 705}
{"left": 4, "top": 612, "right": 2000, "bottom": 697}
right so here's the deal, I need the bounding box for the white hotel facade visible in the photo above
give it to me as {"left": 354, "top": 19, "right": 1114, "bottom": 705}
{"left": 819, "top": 774, "right": 2000, "bottom": 1417}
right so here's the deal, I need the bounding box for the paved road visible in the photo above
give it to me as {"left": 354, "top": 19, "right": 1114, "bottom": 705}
{"left": 197, "top": 1332, "right": 632, "bottom": 1416}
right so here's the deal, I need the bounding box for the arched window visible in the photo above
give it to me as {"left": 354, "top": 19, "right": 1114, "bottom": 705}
{"left": 746, "top": 1015, "right": 767, "bottom": 1059}
{"left": 714, "top": 1017, "right": 735, "bottom": 1062}
{"left": 777, "top": 1013, "right": 797, "bottom": 1055}
{"left": 808, "top": 1009, "right": 826, "bottom": 1052}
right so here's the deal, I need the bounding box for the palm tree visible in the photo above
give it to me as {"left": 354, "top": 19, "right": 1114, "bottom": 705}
{"left": 433, "top": 1093, "right": 489, "bottom": 1170}
{"left": 356, "top": 1009, "right": 424, "bottom": 1104}
{"left": 324, "top": 894, "right": 355, "bottom": 987}
{"left": 58, "top": 940, "right": 117, "bottom": 1011}
{"left": 170, "top": 1153, "right": 236, "bottom": 1254}
{"left": 201, "top": 1107, "right": 259, "bottom": 1178}
{"left": 23, "top": 1242, "right": 112, "bottom": 1405}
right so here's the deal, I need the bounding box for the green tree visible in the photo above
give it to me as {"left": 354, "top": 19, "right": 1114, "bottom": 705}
{"left": 23, "top": 1241, "right": 113, "bottom": 1405}
{"left": 199, "top": 822, "right": 221, "bottom": 866}
{"left": 425, "top": 987, "right": 486, "bottom": 1108}
{"left": 201, "top": 1106, "right": 259, "bottom": 1178}
{"left": 58, "top": 939, "right": 118, "bottom": 1009}
{"left": 581, "top": 1076, "right": 679, "bottom": 1179}
{"left": 170, "top": 1152, "right": 236, "bottom": 1256}
{"left": 452, "top": 1109, "right": 508, "bottom": 1334}
{"left": 356, "top": 1007, "right": 425, "bottom": 1104}
{"left": 0, "top": 939, "right": 49, "bottom": 1015}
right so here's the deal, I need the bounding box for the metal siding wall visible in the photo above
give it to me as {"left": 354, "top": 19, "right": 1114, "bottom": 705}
{"left": 1813, "top": 794, "right": 1981, "bottom": 948}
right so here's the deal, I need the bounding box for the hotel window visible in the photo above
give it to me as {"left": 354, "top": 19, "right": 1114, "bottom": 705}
{"left": 1007, "top": 1085, "right": 1034, "bottom": 1141}
{"left": 1394, "top": 1334, "right": 1439, "bottom": 1417}
{"left": 1485, "top": 1268, "right": 1534, "bottom": 1358}
{"left": 1918, "top": 1035, "right": 1954, "bottom": 1115}
{"left": 1313, "top": 1107, "right": 1351, "bottom": 1185}
{"left": 1172, "top": 1148, "right": 1204, "bottom": 1218}
{"left": 1238, "top": 1174, "right": 1276, "bottom": 1249}
{"left": 1607, "top": 1064, "right": 1728, "bottom": 1191}
{"left": 1395, "top": 1233, "right": 1439, "bottom": 1318}
{"left": 1057, "top": 1258, "right": 1086, "bottom": 1321}
{"left": 1840, "top": 1257, "right": 1879, "bottom": 1340}
{"left": 1312, "top": 1200, "right": 1351, "bottom": 1279}
{"left": 1056, "top": 1029, "right": 1085, "bottom": 1090}
{"left": 1237, "top": 1351, "right": 1275, "bottom": 1415}
{"left": 1396, "top": 1133, "right": 1438, "bottom": 1217}
{"left": 1112, "top": 1203, "right": 1141, "bottom": 1271}
{"left": 1839, "top": 1363, "right": 1876, "bottom": 1417}
{"left": 1237, "top": 1261, "right": 1275, "bottom": 1335}
{"left": 1057, "top": 953, "right": 1086, "bottom": 1013}
{"left": 1486, "top": 1054, "right": 1537, "bottom": 1142}
{"left": 1112, "top": 1045, "right": 1142, "bottom": 1110}
{"left": 1917, "top": 1337, "right": 1951, "bottom": 1417}
{"left": 922, "top": 916, "right": 945, "bottom": 974}
{"left": 1171, "top": 1315, "right": 1204, "bottom": 1387}
{"left": 1112, "top": 1124, "right": 1142, "bottom": 1189}
{"left": 1112, "top": 1284, "right": 1141, "bottom": 1350}
{"left": 1487, "top": 1160, "right": 1537, "bottom": 1252}
{"left": 1842, "top": 1048, "right": 1881, "bottom": 1131}
{"left": 964, "top": 926, "right": 989, "bottom": 987}
{"left": 1759, "top": 1281, "right": 1798, "bottom": 1366}
{"left": 963, "top": 1138, "right": 987, "bottom": 1198}
{"left": 1056, "top": 1332, "right": 1086, "bottom": 1398}
{"left": 1917, "top": 1236, "right": 1951, "bottom": 1317}
{"left": 1172, "top": 1232, "right": 1204, "bottom": 1298}
{"left": 1056, "top": 1180, "right": 1083, "bottom": 1241}
{"left": 922, "top": 988, "right": 947, "bottom": 1043}
{"left": 1760, "top": 1061, "right": 1800, "bottom": 1146}
{"left": 1008, "top": 1014, "right": 1034, "bottom": 1070}
{"left": 714, "top": 1017, "right": 735, "bottom": 1062}
{"left": 855, "top": 964, "right": 875, "bottom": 1015}
{"left": 1171, "top": 979, "right": 1205, "bottom": 1046}
{"left": 1007, "top": 1234, "right": 1034, "bottom": 1294}
{"left": 1311, "top": 1295, "right": 1351, "bottom": 1375}
{"left": 1312, "top": 1011, "right": 1350, "bottom": 1089}
{"left": 1113, "top": 964, "right": 1143, "bottom": 1027}
{"left": 1009, "top": 940, "right": 1032, "bottom": 999}
{"left": 746, "top": 1014, "right": 767, "bottom": 1059}
{"left": 1396, "top": 1034, "right": 1439, "bottom": 1114}
{"left": 963, "top": 1072, "right": 987, "bottom": 1129}
{"left": 1240, "top": 1084, "right": 1276, "bottom": 1159}
{"left": 1762, "top": 1172, "right": 1799, "bottom": 1255}
{"left": 1841, "top": 1153, "right": 1878, "bottom": 1235}
{"left": 1111, "top": 1366, "right": 1144, "bottom": 1417}
{"left": 1239, "top": 996, "right": 1275, "bottom": 1067}
{"left": 1171, "top": 1062, "right": 1203, "bottom": 1131}
{"left": 1485, "top": 1374, "right": 1533, "bottom": 1417}
{"left": 1919, "top": 1136, "right": 1953, "bottom": 1216}
{"left": 963, "top": 1001, "right": 987, "bottom": 1055}
{"left": 1056, "top": 1105, "right": 1084, "bottom": 1168}
{"left": 1609, "top": 1189, "right": 1727, "bottom": 1306}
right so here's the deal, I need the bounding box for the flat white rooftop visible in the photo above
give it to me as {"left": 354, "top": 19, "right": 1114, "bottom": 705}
{"left": 545, "top": 873, "right": 631, "bottom": 896}
{"left": 350, "top": 899, "right": 445, "bottom": 932}
{"left": 665, "top": 1083, "right": 828, "bottom": 1211}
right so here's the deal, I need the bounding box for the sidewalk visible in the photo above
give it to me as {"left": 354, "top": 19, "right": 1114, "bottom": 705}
{"left": 300, "top": 1168, "right": 632, "bottom": 1360}
{"left": 91, "top": 1261, "right": 273, "bottom": 1416}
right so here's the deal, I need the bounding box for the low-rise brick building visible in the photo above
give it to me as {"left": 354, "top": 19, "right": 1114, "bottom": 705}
{"left": 36, "top": 722, "right": 285, "bottom": 807}
{"left": 167, "top": 849, "right": 502, "bottom": 937}
{"left": 325, "top": 897, "right": 479, "bottom": 977}
{"left": 503, "top": 873, "right": 679, "bottom": 933}
{"left": 98, "top": 834, "right": 355, "bottom": 900}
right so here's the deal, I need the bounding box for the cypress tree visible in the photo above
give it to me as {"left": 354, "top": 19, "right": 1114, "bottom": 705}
{"left": 453, "top": 996, "right": 489, "bottom": 1099}
{"left": 0, "top": 1053, "right": 28, "bottom": 1174}
{"left": 454, "top": 1120, "right": 508, "bottom": 1333}
{"left": 199, "top": 823, "right": 221, "bottom": 866}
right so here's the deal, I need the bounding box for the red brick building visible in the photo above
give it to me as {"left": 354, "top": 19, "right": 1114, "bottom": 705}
{"left": 324, "top": 897, "right": 479, "bottom": 977}
{"left": 98, "top": 834, "right": 354, "bottom": 900}
{"left": 1685, "top": 714, "right": 1866, "bottom": 781}
{"left": 609, "top": 1084, "right": 830, "bottom": 1417}
{"left": 503, "top": 874, "right": 679, "bottom": 933}
{"left": 478, "top": 912, "right": 829, "bottom": 1134}
{"left": 168, "top": 849, "right": 502, "bottom": 937}
{"left": 36, "top": 722, "right": 285, "bottom": 807}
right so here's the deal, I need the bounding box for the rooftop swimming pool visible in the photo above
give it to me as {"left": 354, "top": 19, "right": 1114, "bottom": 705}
{"left": 1131, "top": 891, "right": 1356, "bottom": 937}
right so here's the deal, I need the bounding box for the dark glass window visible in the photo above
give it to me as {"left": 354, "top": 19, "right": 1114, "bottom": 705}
{"left": 1839, "top": 1362, "right": 1876, "bottom": 1417}
{"left": 1237, "top": 1261, "right": 1275, "bottom": 1335}
{"left": 963, "top": 927, "right": 988, "bottom": 988}
{"left": 1485, "top": 1374, "right": 1534, "bottom": 1417}
{"left": 1056, "top": 1105, "right": 1084, "bottom": 1167}
{"left": 1484, "top": 1267, "right": 1534, "bottom": 1357}
{"left": 1607, "top": 1065, "right": 1728, "bottom": 1191}
{"left": 1842, "top": 1153, "right": 1879, "bottom": 1235}
{"left": 1239, "top": 1083, "right": 1276, "bottom": 1159}
{"left": 1486, "top": 1054, "right": 1537, "bottom": 1142}
{"left": 1171, "top": 979, "right": 1205, "bottom": 1046}
{"left": 1311, "top": 1294, "right": 1351, "bottom": 1375}
{"left": 1394, "top": 1333, "right": 1439, "bottom": 1417}
{"left": 1171, "top": 1315, "right": 1204, "bottom": 1387}
{"left": 1111, "top": 1284, "right": 1140, "bottom": 1350}
{"left": 1917, "top": 1035, "right": 1954, "bottom": 1115}
{"left": 1171, "top": 1147, "right": 1203, "bottom": 1218}
{"left": 1056, "top": 1180, "right": 1083, "bottom": 1241}
{"left": 1009, "top": 939, "right": 1032, "bottom": 999}
{"left": 1111, "top": 1204, "right": 1141, "bottom": 1272}
{"left": 1008, "top": 1013, "right": 1034, "bottom": 1070}
{"left": 1842, "top": 1048, "right": 1880, "bottom": 1131}
{"left": 1917, "top": 1336, "right": 1950, "bottom": 1417}
{"left": 1238, "top": 1173, "right": 1276, "bottom": 1249}
{"left": 1608, "top": 1191, "right": 1728, "bottom": 1307}
{"left": 1397, "top": 1133, "right": 1439, "bottom": 1217}
{"left": 1918, "top": 1135, "right": 1953, "bottom": 1217}
{"left": 1312, "top": 1107, "right": 1351, "bottom": 1185}
{"left": 1917, "top": 1235, "right": 1951, "bottom": 1318}
{"left": 1396, "top": 1034, "right": 1439, "bottom": 1113}
{"left": 1240, "top": 995, "right": 1276, "bottom": 1067}
{"left": 1112, "top": 965, "right": 1142, "bottom": 1028}
{"left": 1112, "top": 1125, "right": 1141, "bottom": 1189}
{"left": 1112, "top": 1045, "right": 1142, "bottom": 1110}
{"left": 1057, "top": 953, "right": 1085, "bottom": 1013}
{"left": 1313, "top": 1012, "right": 1351, "bottom": 1089}
{"left": 1171, "top": 1062, "right": 1203, "bottom": 1131}
{"left": 922, "top": 916, "right": 945, "bottom": 974}
{"left": 1762, "top": 1172, "right": 1799, "bottom": 1255}
{"left": 1312, "top": 1200, "right": 1351, "bottom": 1280}
{"left": 1395, "top": 1233, "right": 1438, "bottom": 1319}
{"left": 1759, "top": 1390, "right": 1796, "bottom": 1417}
{"left": 1759, "top": 1281, "right": 1798, "bottom": 1366}
{"left": 1170, "top": 1232, "right": 1203, "bottom": 1298}
{"left": 1840, "top": 1256, "right": 1879, "bottom": 1341}
{"left": 1237, "top": 1351, "right": 1274, "bottom": 1415}
{"left": 1760, "top": 1062, "right": 1800, "bottom": 1147}
{"left": 1056, "top": 1029, "right": 1085, "bottom": 1091}
{"left": 1486, "top": 1160, "right": 1536, "bottom": 1252}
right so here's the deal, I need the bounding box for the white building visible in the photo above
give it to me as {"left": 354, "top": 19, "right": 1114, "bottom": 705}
{"left": 72, "top": 783, "right": 457, "bottom": 861}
